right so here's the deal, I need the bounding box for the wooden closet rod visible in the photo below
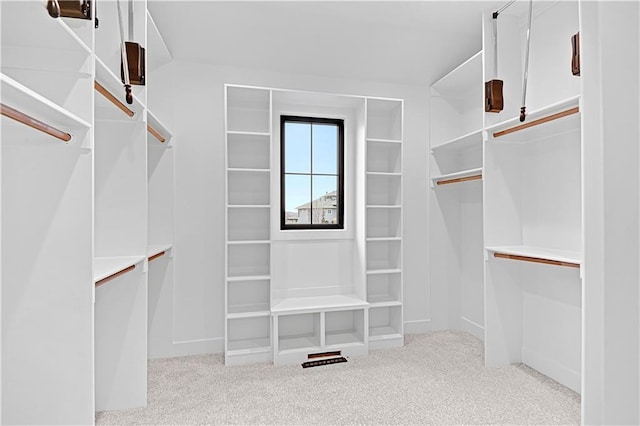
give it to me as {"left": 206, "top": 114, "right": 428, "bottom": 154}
{"left": 493, "top": 106, "right": 579, "bottom": 138}
{"left": 148, "top": 251, "right": 165, "bottom": 262}
{"left": 1, "top": 103, "right": 72, "bottom": 142}
{"left": 94, "top": 81, "right": 135, "bottom": 117}
{"left": 95, "top": 265, "right": 136, "bottom": 287}
{"left": 494, "top": 252, "right": 580, "bottom": 268}
{"left": 147, "top": 125, "right": 166, "bottom": 143}
{"left": 436, "top": 174, "right": 482, "bottom": 186}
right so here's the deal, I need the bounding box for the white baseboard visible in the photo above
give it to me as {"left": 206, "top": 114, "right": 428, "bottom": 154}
{"left": 522, "top": 347, "right": 581, "bottom": 393}
{"left": 403, "top": 319, "right": 432, "bottom": 334}
{"left": 149, "top": 337, "right": 224, "bottom": 359}
{"left": 460, "top": 316, "right": 484, "bottom": 341}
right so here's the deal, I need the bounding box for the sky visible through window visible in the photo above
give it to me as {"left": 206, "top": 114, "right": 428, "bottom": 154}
{"left": 284, "top": 122, "right": 338, "bottom": 212}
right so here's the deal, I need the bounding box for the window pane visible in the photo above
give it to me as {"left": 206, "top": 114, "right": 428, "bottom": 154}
{"left": 284, "top": 122, "right": 311, "bottom": 173}
{"left": 312, "top": 124, "right": 338, "bottom": 174}
{"left": 311, "top": 175, "right": 338, "bottom": 225}
{"left": 284, "top": 174, "right": 311, "bottom": 225}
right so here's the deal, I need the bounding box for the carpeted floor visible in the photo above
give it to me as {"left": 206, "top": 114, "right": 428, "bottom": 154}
{"left": 96, "top": 331, "right": 580, "bottom": 425}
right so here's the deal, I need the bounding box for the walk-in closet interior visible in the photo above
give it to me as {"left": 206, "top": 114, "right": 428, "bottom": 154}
{"left": 1, "top": 0, "right": 639, "bottom": 424}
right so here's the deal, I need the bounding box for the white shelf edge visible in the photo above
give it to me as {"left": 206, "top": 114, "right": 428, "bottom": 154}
{"left": 147, "top": 244, "right": 173, "bottom": 258}
{"left": 227, "top": 204, "right": 271, "bottom": 209}
{"left": 226, "top": 311, "right": 271, "bottom": 320}
{"left": 271, "top": 294, "right": 369, "bottom": 315}
{"left": 1, "top": 73, "right": 91, "bottom": 130}
{"left": 227, "top": 168, "right": 271, "bottom": 173}
{"left": 485, "top": 95, "right": 581, "bottom": 135}
{"left": 93, "top": 255, "right": 146, "bottom": 283}
{"left": 227, "top": 275, "right": 271, "bottom": 282}
{"left": 366, "top": 237, "right": 402, "bottom": 242}
{"left": 227, "top": 240, "right": 271, "bottom": 245}
{"left": 366, "top": 172, "right": 402, "bottom": 177}
{"left": 226, "top": 346, "right": 272, "bottom": 357}
{"left": 431, "top": 50, "right": 483, "bottom": 88}
{"left": 486, "top": 245, "right": 583, "bottom": 266}
{"left": 366, "top": 269, "right": 402, "bottom": 275}
{"left": 366, "top": 205, "right": 402, "bottom": 209}
{"left": 368, "top": 300, "right": 403, "bottom": 308}
{"left": 431, "top": 128, "right": 484, "bottom": 152}
{"left": 369, "top": 333, "right": 403, "bottom": 342}
{"left": 227, "top": 130, "right": 271, "bottom": 137}
{"left": 277, "top": 345, "right": 323, "bottom": 356}
{"left": 366, "top": 138, "right": 402, "bottom": 144}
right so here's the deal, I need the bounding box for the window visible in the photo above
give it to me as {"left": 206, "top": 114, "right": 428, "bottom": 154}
{"left": 281, "top": 115, "right": 344, "bottom": 230}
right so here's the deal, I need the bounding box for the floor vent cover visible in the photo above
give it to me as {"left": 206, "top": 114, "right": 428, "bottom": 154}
{"left": 301, "top": 356, "right": 347, "bottom": 368}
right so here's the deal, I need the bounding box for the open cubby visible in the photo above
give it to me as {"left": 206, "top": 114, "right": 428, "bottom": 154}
{"left": 277, "top": 313, "right": 321, "bottom": 352}
{"left": 325, "top": 309, "right": 366, "bottom": 347}
{"left": 227, "top": 243, "right": 270, "bottom": 278}
{"left": 227, "top": 207, "right": 270, "bottom": 241}
{"left": 227, "top": 316, "right": 271, "bottom": 353}
{"left": 431, "top": 142, "right": 482, "bottom": 178}
{"left": 366, "top": 174, "right": 402, "bottom": 206}
{"left": 369, "top": 305, "right": 402, "bottom": 339}
{"left": 367, "top": 272, "right": 402, "bottom": 306}
{"left": 367, "top": 140, "right": 402, "bottom": 173}
{"left": 227, "top": 132, "right": 270, "bottom": 170}
{"left": 227, "top": 170, "right": 271, "bottom": 206}
{"left": 366, "top": 207, "right": 401, "bottom": 239}
{"left": 227, "top": 279, "right": 271, "bottom": 316}
{"left": 226, "top": 86, "right": 271, "bottom": 134}
{"left": 366, "top": 98, "right": 402, "bottom": 141}
{"left": 367, "top": 240, "right": 401, "bottom": 271}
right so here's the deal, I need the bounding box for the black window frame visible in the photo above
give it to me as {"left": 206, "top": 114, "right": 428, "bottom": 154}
{"left": 280, "top": 115, "right": 345, "bottom": 230}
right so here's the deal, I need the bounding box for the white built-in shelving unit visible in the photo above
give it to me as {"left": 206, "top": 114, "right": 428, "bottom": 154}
{"left": 1, "top": 1, "right": 174, "bottom": 423}
{"left": 429, "top": 0, "right": 582, "bottom": 394}
{"left": 224, "top": 86, "right": 403, "bottom": 365}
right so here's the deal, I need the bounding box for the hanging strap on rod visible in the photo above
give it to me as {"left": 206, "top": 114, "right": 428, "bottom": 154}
{"left": 95, "top": 265, "right": 136, "bottom": 287}
{"left": 494, "top": 252, "right": 580, "bottom": 268}
{"left": 147, "top": 125, "right": 166, "bottom": 143}
{"left": 1, "top": 103, "right": 72, "bottom": 142}
{"left": 436, "top": 174, "right": 482, "bottom": 186}
{"left": 492, "top": 106, "right": 579, "bottom": 138}
{"left": 94, "top": 81, "right": 135, "bottom": 117}
{"left": 148, "top": 251, "right": 166, "bottom": 262}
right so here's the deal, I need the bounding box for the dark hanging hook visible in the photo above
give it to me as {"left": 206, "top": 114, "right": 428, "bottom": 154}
{"left": 46, "top": 0, "right": 61, "bottom": 18}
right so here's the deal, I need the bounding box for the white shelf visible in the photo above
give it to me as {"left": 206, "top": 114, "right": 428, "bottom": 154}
{"left": 227, "top": 240, "right": 270, "bottom": 246}
{"left": 367, "top": 295, "right": 402, "bottom": 307}
{"left": 431, "top": 128, "right": 483, "bottom": 153}
{"left": 366, "top": 269, "right": 402, "bottom": 275}
{"left": 227, "top": 168, "right": 270, "bottom": 173}
{"left": 227, "top": 130, "right": 271, "bottom": 137}
{"left": 369, "top": 326, "right": 402, "bottom": 341}
{"left": 366, "top": 138, "right": 402, "bottom": 144}
{"left": 271, "top": 294, "right": 369, "bottom": 315}
{"left": 147, "top": 244, "right": 172, "bottom": 259}
{"left": 486, "top": 96, "right": 581, "bottom": 143}
{"left": 227, "top": 275, "right": 271, "bottom": 282}
{"left": 227, "top": 305, "right": 271, "bottom": 319}
{"left": 366, "top": 237, "right": 402, "bottom": 242}
{"left": 228, "top": 204, "right": 270, "bottom": 209}
{"left": 95, "top": 57, "right": 146, "bottom": 120}
{"left": 278, "top": 337, "right": 321, "bottom": 353}
{"left": 1, "top": 73, "right": 91, "bottom": 139}
{"left": 366, "top": 172, "right": 402, "bottom": 177}
{"left": 486, "top": 246, "right": 582, "bottom": 266}
{"left": 366, "top": 205, "right": 401, "bottom": 209}
{"left": 93, "top": 256, "right": 146, "bottom": 283}
{"left": 432, "top": 167, "right": 483, "bottom": 187}
{"left": 326, "top": 332, "right": 365, "bottom": 348}
{"left": 431, "top": 51, "right": 482, "bottom": 93}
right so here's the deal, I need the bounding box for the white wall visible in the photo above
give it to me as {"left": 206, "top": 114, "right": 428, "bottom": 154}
{"left": 162, "top": 61, "right": 432, "bottom": 355}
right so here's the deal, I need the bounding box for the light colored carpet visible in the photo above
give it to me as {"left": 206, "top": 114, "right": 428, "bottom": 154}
{"left": 96, "top": 331, "right": 580, "bottom": 425}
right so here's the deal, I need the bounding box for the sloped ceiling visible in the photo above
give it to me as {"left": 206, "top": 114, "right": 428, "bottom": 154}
{"left": 148, "top": 1, "right": 499, "bottom": 86}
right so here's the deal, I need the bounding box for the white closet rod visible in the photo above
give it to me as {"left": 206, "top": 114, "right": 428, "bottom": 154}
{"left": 1, "top": 103, "right": 72, "bottom": 142}
{"left": 94, "top": 81, "right": 135, "bottom": 117}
